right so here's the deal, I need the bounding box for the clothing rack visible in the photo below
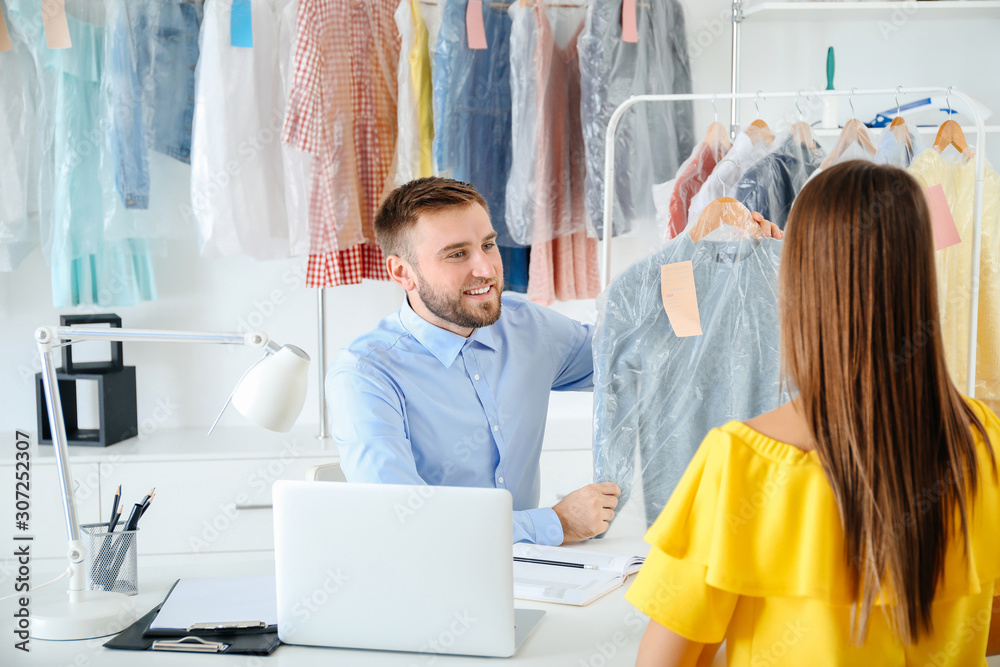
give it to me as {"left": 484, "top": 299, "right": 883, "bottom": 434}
{"left": 600, "top": 87, "right": 993, "bottom": 398}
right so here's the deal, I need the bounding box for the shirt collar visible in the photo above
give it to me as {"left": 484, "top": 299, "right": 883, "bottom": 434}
{"left": 398, "top": 297, "right": 499, "bottom": 367}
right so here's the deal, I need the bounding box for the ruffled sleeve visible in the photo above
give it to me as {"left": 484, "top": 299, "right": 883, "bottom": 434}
{"left": 626, "top": 408, "right": 1000, "bottom": 642}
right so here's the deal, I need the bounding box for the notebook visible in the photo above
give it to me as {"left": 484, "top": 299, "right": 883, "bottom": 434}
{"left": 272, "top": 481, "right": 545, "bottom": 658}
{"left": 513, "top": 544, "right": 645, "bottom": 606}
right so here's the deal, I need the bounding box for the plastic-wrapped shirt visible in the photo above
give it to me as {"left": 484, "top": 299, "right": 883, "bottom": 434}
{"left": 594, "top": 231, "right": 785, "bottom": 526}
{"left": 9, "top": 0, "right": 157, "bottom": 307}
{"left": 733, "top": 132, "right": 825, "bottom": 230}
{"left": 908, "top": 148, "right": 1000, "bottom": 413}
{"left": 579, "top": 0, "right": 694, "bottom": 239}
{"left": 686, "top": 132, "right": 771, "bottom": 230}
{"left": 0, "top": 2, "right": 44, "bottom": 271}
{"left": 434, "top": 0, "right": 529, "bottom": 292}
{"left": 874, "top": 125, "right": 924, "bottom": 169}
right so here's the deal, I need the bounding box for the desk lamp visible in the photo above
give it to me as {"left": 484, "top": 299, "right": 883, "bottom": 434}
{"left": 33, "top": 326, "right": 310, "bottom": 640}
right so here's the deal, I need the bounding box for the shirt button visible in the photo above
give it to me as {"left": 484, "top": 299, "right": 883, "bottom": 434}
{"left": 498, "top": 476, "right": 505, "bottom": 484}
{"left": 474, "top": 374, "right": 481, "bottom": 381}
{"left": 492, "top": 425, "right": 498, "bottom": 431}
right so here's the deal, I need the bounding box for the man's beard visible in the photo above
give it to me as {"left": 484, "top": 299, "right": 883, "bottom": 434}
{"left": 415, "top": 272, "right": 503, "bottom": 330}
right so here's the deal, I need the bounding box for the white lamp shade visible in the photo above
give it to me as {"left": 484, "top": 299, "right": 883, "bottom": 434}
{"left": 232, "top": 345, "right": 310, "bottom": 432}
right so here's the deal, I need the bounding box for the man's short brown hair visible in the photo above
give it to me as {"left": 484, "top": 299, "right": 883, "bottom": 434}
{"left": 374, "top": 177, "right": 489, "bottom": 263}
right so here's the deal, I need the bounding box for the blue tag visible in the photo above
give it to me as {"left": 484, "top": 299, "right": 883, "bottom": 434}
{"left": 231, "top": 0, "right": 253, "bottom": 48}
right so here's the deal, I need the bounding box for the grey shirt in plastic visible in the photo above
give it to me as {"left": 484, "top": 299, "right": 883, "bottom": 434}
{"left": 579, "top": 0, "right": 694, "bottom": 239}
{"left": 593, "top": 231, "right": 786, "bottom": 527}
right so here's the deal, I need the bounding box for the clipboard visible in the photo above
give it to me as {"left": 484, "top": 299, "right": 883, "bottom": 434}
{"left": 143, "top": 576, "right": 278, "bottom": 637}
{"left": 104, "top": 601, "right": 281, "bottom": 655}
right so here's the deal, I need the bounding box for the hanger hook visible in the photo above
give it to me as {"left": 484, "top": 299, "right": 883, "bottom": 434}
{"left": 895, "top": 85, "right": 902, "bottom": 117}
{"left": 946, "top": 86, "right": 953, "bottom": 116}
{"left": 849, "top": 88, "right": 857, "bottom": 118}
{"left": 712, "top": 94, "right": 719, "bottom": 123}
{"left": 754, "top": 91, "right": 763, "bottom": 119}
{"left": 795, "top": 91, "right": 804, "bottom": 122}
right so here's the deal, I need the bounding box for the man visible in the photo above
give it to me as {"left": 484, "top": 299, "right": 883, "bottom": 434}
{"left": 328, "top": 177, "right": 782, "bottom": 545}
{"left": 327, "top": 177, "right": 618, "bottom": 545}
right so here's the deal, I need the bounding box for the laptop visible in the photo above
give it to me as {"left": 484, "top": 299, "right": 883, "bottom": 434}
{"left": 272, "top": 480, "right": 545, "bottom": 658}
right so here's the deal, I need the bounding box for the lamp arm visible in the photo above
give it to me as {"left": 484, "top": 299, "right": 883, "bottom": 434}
{"left": 33, "top": 325, "right": 286, "bottom": 600}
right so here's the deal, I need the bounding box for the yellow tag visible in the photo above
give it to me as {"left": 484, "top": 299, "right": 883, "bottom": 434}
{"left": 660, "top": 262, "right": 702, "bottom": 337}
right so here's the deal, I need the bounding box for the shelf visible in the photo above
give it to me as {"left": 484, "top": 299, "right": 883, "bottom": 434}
{"left": 741, "top": 1, "right": 1000, "bottom": 22}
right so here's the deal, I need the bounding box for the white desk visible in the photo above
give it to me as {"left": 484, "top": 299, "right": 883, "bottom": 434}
{"left": 1, "top": 538, "right": 654, "bottom": 667}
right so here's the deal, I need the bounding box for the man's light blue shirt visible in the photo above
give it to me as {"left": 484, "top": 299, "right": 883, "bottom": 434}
{"left": 327, "top": 293, "right": 594, "bottom": 545}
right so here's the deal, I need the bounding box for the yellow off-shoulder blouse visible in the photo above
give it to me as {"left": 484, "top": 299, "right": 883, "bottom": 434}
{"left": 627, "top": 398, "right": 1000, "bottom": 666}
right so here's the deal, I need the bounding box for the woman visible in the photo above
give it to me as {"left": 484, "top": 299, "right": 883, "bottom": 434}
{"left": 627, "top": 161, "right": 1000, "bottom": 666}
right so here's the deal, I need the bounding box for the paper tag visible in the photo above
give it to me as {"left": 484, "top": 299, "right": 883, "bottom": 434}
{"left": 622, "top": 0, "right": 638, "bottom": 44}
{"left": 660, "top": 262, "right": 702, "bottom": 337}
{"left": 925, "top": 185, "right": 961, "bottom": 251}
{"left": 41, "top": 0, "right": 72, "bottom": 49}
{"left": 0, "top": 9, "right": 12, "bottom": 52}
{"left": 231, "top": 0, "right": 253, "bottom": 48}
{"left": 466, "top": 0, "right": 487, "bottom": 50}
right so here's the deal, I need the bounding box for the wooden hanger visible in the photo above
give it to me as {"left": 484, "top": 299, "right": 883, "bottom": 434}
{"left": 819, "top": 118, "right": 877, "bottom": 169}
{"left": 745, "top": 119, "right": 775, "bottom": 146}
{"left": 688, "top": 197, "right": 763, "bottom": 243}
{"left": 933, "top": 119, "right": 968, "bottom": 153}
{"left": 889, "top": 115, "right": 912, "bottom": 151}
{"left": 791, "top": 121, "right": 816, "bottom": 151}
{"left": 703, "top": 121, "right": 733, "bottom": 153}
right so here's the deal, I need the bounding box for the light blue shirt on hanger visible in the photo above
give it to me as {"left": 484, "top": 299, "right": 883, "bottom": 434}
{"left": 327, "top": 293, "right": 595, "bottom": 545}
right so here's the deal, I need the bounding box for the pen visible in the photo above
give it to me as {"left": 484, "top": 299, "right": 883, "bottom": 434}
{"left": 514, "top": 557, "right": 599, "bottom": 570}
{"left": 107, "top": 484, "right": 121, "bottom": 530}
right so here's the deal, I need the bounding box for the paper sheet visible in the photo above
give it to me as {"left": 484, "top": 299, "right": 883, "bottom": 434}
{"left": 149, "top": 576, "right": 278, "bottom": 631}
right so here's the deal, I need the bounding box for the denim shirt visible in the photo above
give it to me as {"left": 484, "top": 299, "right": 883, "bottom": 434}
{"left": 105, "top": 0, "right": 202, "bottom": 210}
{"left": 594, "top": 233, "right": 786, "bottom": 526}
{"left": 433, "top": 0, "right": 528, "bottom": 292}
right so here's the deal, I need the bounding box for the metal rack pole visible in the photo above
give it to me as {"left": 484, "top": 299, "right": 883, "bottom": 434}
{"left": 599, "top": 87, "right": 990, "bottom": 397}
{"left": 316, "top": 287, "right": 330, "bottom": 439}
{"left": 730, "top": 1, "right": 744, "bottom": 136}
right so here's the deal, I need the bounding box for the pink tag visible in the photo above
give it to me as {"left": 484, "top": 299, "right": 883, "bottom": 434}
{"left": 466, "top": 0, "right": 487, "bottom": 50}
{"left": 925, "top": 185, "right": 961, "bottom": 250}
{"left": 622, "top": 0, "right": 638, "bottom": 44}
{"left": 42, "top": 0, "right": 72, "bottom": 49}
{"left": 0, "top": 9, "right": 12, "bottom": 52}
{"left": 661, "top": 262, "right": 702, "bottom": 337}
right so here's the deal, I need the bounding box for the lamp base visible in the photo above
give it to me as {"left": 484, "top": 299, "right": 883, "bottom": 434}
{"left": 30, "top": 588, "right": 136, "bottom": 640}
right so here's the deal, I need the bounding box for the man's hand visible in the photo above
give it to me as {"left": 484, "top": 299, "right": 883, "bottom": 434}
{"left": 552, "top": 482, "right": 621, "bottom": 544}
{"left": 751, "top": 211, "right": 783, "bottom": 239}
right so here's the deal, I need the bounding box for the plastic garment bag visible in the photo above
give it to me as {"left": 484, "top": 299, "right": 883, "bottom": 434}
{"left": 655, "top": 138, "right": 729, "bottom": 242}
{"left": 393, "top": 0, "right": 441, "bottom": 185}
{"left": 594, "top": 201, "right": 785, "bottom": 526}
{"left": 874, "top": 124, "right": 924, "bottom": 169}
{"left": 506, "top": 1, "right": 598, "bottom": 304}
{"left": 434, "top": 0, "right": 529, "bottom": 291}
{"left": 686, "top": 131, "right": 772, "bottom": 230}
{"left": 579, "top": 0, "right": 694, "bottom": 239}
{"left": 908, "top": 148, "right": 1000, "bottom": 413}
{"left": 193, "top": 0, "right": 308, "bottom": 260}
{"left": 732, "top": 131, "right": 825, "bottom": 230}
{"left": 0, "top": 3, "right": 45, "bottom": 271}
{"left": 9, "top": 0, "right": 157, "bottom": 307}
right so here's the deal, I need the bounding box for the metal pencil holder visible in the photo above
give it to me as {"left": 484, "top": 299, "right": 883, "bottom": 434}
{"left": 81, "top": 523, "right": 138, "bottom": 596}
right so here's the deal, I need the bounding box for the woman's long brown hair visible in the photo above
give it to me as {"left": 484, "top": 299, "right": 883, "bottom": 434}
{"left": 780, "top": 161, "right": 996, "bottom": 644}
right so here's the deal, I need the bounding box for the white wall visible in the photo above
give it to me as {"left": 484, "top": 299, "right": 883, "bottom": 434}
{"left": 2, "top": 0, "right": 998, "bottom": 436}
